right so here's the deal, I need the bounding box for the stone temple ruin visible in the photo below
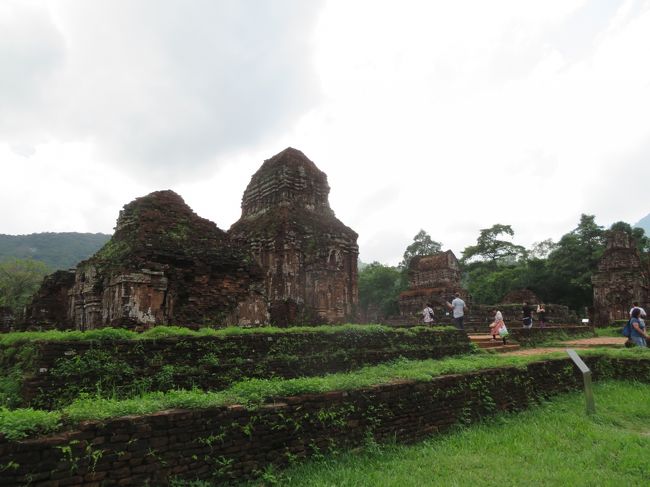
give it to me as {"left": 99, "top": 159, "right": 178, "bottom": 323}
{"left": 592, "top": 230, "right": 650, "bottom": 326}
{"left": 229, "top": 147, "right": 359, "bottom": 325}
{"left": 24, "top": 148, "right": 358, "bottom": 329}
{"left": 397, "top": 251, "right": 572, "bottom": 326}
{"left": 398, "top": 250, "right": 468, "bottom": 320}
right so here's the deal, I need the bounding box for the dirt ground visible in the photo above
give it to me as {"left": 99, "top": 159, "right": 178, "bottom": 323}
{"left": 505, "top": 336, "right": 627, "bottom": 356}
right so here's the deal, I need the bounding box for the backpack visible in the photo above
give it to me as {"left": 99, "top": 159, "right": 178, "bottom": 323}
{"left": 622, "top": 319, "right": 632, "bottom": 338}
{"left": 428, "top": 310, "right": 435, "bottom": 319}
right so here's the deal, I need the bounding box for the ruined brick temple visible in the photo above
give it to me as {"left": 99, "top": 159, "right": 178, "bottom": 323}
{"left": 229, "top": 148, "right": 359, "bottom": 325}
{"left": 592, "top": 230, "right": 650, "bottom": 326}
{"left": 24, "top": 148, "right": 358, "bottom": 329}
{"left": 397, "top": 252, "right": 572, "bottom": 326}
{"left": 398, "top": 251, "right": 468, "bottom": 320}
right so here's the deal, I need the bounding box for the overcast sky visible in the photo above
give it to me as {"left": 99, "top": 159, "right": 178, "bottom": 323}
{"left": 1, "top": 0, "right": 649, "bottom": 265}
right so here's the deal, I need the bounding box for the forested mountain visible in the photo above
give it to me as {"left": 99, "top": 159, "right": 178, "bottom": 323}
{"left": 635, "top": 213, "right": 650, "bottom": 235}
{"left": 0, "top": 232, "right": 111, "bottom": 270}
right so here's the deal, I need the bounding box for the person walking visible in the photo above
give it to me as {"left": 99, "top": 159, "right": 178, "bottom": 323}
{"left": 489, "top": 308, "right": 507, "bottom": 344}
{"left": 629, "top": 307, "right": 648, "bottom": 347}
{"left": 536, "top": 303, "right": 547, "bottom": 328}
{"left": 629, "top": 302, "right": 647, "bottom": 319}
{"left": 447, "top": 293, "right": 467, "bottom": 331}
{"left": 522, "top": 301, "right": 533, "bottom": 329}
{"left": 422, "top": 303, "right": 435, "bottom": 325}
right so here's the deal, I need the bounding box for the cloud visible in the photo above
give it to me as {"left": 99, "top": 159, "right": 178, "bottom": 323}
{"left": 0, "top": 0, "right": 324, "bottom": 182}
{"left": 2, "top": 0, "right": 649, "bottom": 267}
{"left": 0, "top": 1, "right": 65, "bottom": 145}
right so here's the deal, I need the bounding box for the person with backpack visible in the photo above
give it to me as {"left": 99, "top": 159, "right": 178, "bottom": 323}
{"left": 628, "top": 307, "right": 648, "bottom": 347}
{"left": 422, "top": 303, "right": 435, "bottom": 325}
{"left": 522, "top": 301, "right": 533, "bottom": 329}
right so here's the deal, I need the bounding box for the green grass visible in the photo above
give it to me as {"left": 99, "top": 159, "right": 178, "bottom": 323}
{"left": 514, "top": 328, "right": 597, "bottom": 348}
{"left": 596, "top": 326, "right": 625, "bottom": 338}
{"left": 1, "top": 348, "right": 648, "bottom": 440}
{"left": 247, "top": 381, "right": 650, "bottom": 487}
{"left": 0, "top": 407, "right": 62, "bottom": 441}
{"left": 0, "top": 324, "right": 457, "bottom": 346}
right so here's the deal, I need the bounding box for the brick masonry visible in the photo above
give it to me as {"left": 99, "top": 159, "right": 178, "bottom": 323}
{"left": 1, "top": 355, "right": 647, "bottom": 486}
{"left": 6, "top": 328, "right": 471, "bottom": 409}
{"left": 507, "top": 325, "right": 594, "bottom": 345}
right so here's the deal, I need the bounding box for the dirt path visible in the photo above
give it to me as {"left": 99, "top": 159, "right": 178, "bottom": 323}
{"left": 504, "top": 336, "right": 626, "bottom": 356}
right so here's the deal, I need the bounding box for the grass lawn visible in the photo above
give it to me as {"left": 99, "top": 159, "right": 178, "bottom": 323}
{"left": 251, "top": 381, "right": 650, "bottom": 487}
{"left": 595, "top": 326, "right": 625, "bottom": 338}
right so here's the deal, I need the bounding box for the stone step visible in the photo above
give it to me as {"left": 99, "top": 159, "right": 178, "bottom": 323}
{"left": 488, "top": 344, "right": 521, "bottom": 353}
{"left": 468, "top": 334, "right": 520, "bottom": 353}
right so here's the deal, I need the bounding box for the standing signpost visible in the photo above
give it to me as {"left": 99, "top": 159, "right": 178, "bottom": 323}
{"left": 566, "top": 348, "right": 595, "bottom": 415}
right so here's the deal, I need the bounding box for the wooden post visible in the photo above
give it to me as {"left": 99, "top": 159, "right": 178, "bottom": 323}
{"left": 566, "top": 349, "right": 596, "bottom": 415}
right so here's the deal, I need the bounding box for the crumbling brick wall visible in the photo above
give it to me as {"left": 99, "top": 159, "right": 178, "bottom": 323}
{"left": 1, "top": 356, "right": 646, "bottom": 486}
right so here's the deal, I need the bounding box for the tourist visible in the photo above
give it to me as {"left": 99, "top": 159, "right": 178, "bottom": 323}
{"left": 629, "top": 302, "right": 647, "bottom": 319}
{"left": 536, "top": 303, "right": 547, "bottom": 328}
{"left": 489, "top": 308, "right": 506, "bottom": 343}
{"left": 522, "top": 301, "right": 533, "bottom": 329}
{"left": 629, "top": 307, "right": 648, "bottom": 347}
{"left": 422, "top": 303, "right": 434, "bottom": 325}
{"left": 446, "top": 293, "right": 467, "bottom": 330}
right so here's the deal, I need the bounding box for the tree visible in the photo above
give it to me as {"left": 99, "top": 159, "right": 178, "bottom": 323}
{"left": 461, "top": 224, "right": 526, "bottom": 266}
{"left": 0, "top": 258, "right": 50, "bottom": 314}
{"left": 400, "top": 230, "right": 442, "bottom": 269}
{"left": 545, "top": 214, "right": 605, "bottom": 311}
{"left": 609, "top": 221, "right": 650, "bottom": 254}
{"left": 358, "top": 262, "right": 406, "bottom": 318}
{"left": 529, "top": 239, "right": 557, "bottom": 259}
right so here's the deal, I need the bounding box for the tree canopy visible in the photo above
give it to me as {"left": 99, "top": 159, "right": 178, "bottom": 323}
{"left": 0, "top": 258, "right": 50, "bottom": 313}
{"left": 461, "top": 224, "right": 526, "bottom": 266}
{"left": 358, "top": 262, "right": 405, "bottom": 318}
{"left": 400, "top": 230, "right": 442, "bottom": 269}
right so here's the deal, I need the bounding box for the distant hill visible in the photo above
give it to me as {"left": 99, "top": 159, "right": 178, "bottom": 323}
{"left": 635, "top": 213, "right": 650, "bottom": 235}
{"left": 0, "top": 232, "right": 111, "bottom": 270}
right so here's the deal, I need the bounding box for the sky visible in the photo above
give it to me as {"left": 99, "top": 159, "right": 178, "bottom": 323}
{"left": 1, "top": 0, "right": 649, "bottom": 266}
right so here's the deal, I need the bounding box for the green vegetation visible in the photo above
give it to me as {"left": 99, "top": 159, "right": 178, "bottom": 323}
{"left": 245, "top": 381, "right": 650, "bottom": 486}
{"left": 0, "top": 258, "right": 50, "bottom": 313}
{"left": 596, "top": 326, "right": 626, "bottom": 338}
{"left": 362, "top": 216, "right": 649, "bottom": 319}
{"left": 0, "top": 232, "right": 110, "bottom": 270}
{"left": 1, "top": 348, "right": 648, "bottom": 440}
{"left": 515, "top": 328, "right": 597, "bottom": 348}
{"left": 0, "top": 407, "right": 62, "bottom": 441}
{"left": 92, "top": 238, "right": 131, "bottom": 266}
{"left": 359, "top": 263, "right": 406, "bottom": 317}
{"left": 462, "top": 223, "right": 526, "bottom": 265}
{"left": 359, "top": 229, "right": 442, "bottom": 319}
{"left": 400, "top": 229, "right": 442, "bottom": 269}
{"left": 0, "top": 324, "right": 458, "bottom": 346}
{"left": 0, "top": 324, "right": 462, "bottom": 409}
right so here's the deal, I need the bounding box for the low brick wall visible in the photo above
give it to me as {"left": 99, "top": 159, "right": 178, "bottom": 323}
{"left": 1, "top": 355, "right": 647, "bottom": 486}
{"left": 2, "top": 328, "right": 470, "bottom": 408}
{"left": 508, "top": 325, "right": 595, "bottom": 345}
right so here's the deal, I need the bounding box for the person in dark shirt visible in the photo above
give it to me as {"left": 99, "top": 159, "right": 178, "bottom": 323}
{"left": 522, "top": 302, "right": 533, "bottom": 329}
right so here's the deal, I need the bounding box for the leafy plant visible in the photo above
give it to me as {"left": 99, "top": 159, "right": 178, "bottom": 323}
{"left": 0, "top": 407, "right": 62, "bottom": 440}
